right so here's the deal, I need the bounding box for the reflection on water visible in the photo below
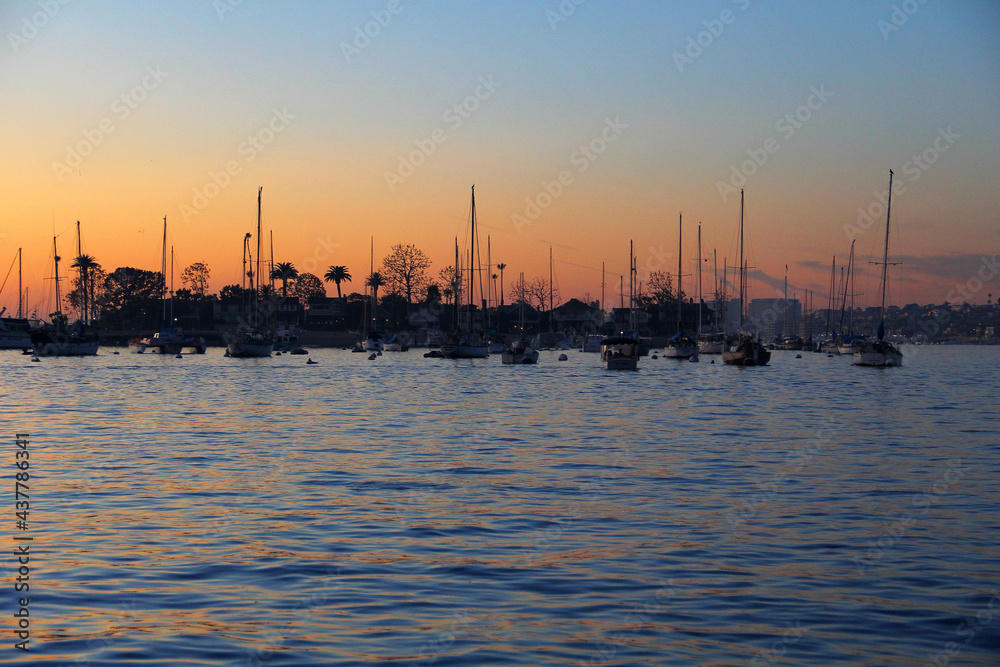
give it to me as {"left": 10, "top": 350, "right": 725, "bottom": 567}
{"left": 2, "top": 346, "right": 998, "bottom": 665}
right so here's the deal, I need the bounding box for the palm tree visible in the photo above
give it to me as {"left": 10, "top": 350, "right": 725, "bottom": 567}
{"left": 496, "top": 263, "right": 506, "bottom": 306}
{"left": 366, "top": 272, "right": 385, "bottom": 330}
{"left": 270, "top": 261, "right": 299, "bottom": 298}
{"left": 71, "top": 254, "right": 100, "bottom": 324}
{"left": 323, "top": 265, "right": 352, "bottom": 299}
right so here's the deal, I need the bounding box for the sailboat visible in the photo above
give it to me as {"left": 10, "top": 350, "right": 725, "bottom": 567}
{"left": 226, "top": 188, "right": 273, "bottom": 358}
{"left": 722, "top": 190, "right": 771, "bottom": 366}
{"left": 836, "top": 240, "right": 865, "bottom": 354}
{"left": 0, "top": 248, "right": 32, "bottom": 350}
{"left": 441, "top": 186, "right": 489, "bottom": 359}
{"left": 130, "top": 218, "right": 207, "bottom": 354}
{"left": 502, "top": 272, "right": 539, "bottom": 364}
{"left": 31, "top": 230, "right": 100, "bottom": 356}
{"left": 855, "top": 170, "right": 903, "bottom": 367}
{"left": 664, "top": 213, "right": 698, "bottom": 359}
{"left": 699, "top": 248, "right": 726, "bottom": 354}
{"left": 600, "top": 242, "right": 639, "bottom": 370}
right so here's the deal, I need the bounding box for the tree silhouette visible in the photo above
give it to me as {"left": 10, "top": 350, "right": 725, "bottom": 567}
{"left": 270, "top": 262, "right": 298, "bottom": 297}
{"left": 323, "top": 265, "right": 352, "bottom": 299}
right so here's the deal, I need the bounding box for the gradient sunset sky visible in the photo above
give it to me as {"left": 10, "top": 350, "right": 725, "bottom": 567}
{"left": 2, "top": 0, "right": 998, "bottom": 318}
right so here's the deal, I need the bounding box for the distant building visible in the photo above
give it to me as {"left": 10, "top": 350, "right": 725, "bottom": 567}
{"left": 305, "top": 297, "right": 345, "bottom": 329}
{"left": 748, "top": 298, "right": 802, "bottom": 339}
{"left": 551, "top": 298, "right": 602, "bottom": 334}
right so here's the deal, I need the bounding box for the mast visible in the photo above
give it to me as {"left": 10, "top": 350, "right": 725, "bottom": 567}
{"left": 712, "top": 248, "right": 718, "bottom": 332}
{"left": 783, "top": 264, "right": 788, "bottom": 338}
{"left": 370, "top": 235, "right": 375, "bottom": 331}
{"left": 170, "top": 245, "right": 175, "bottom": 326}
{"left": 697, "top": 223, "right": 703, "bottom": 336}
{"left": 629, "top": 240, "right": 634, "bottom": 332}
{"left": 255, "top": 187, "right": 262, "bottom": 325}
{"left": 601, "top": 261, "right": 605, "bottom": 315}
{"left": 548, "top": 246, "right": 554, "bottom": 332}
{"left": 840, "top": 240, "right": 855, "bottom": 334}
{"left": 878, "top": 169, "right": 894, "bottom": 339}
{"left": 738, "top": 190, "right": 745, "bottom": 331}
{"left": 269, "top": 230, "right": 275, "bottom": 291}
{"left": 453, "top": 237, "right": 459, "bottom": 331}
{"left": 53, "top": 236, "right": 61, "bottom": 318}
{"left": 17, "top": 248, "right": 23, "bottom": 319}
{"left": 677, "top": 213, "right": 683, "bottom": 333}
{"left": 469, "top": 186, "right": 476, "bottom": 332}
{"left": 161, "top": 216, "right": 168, "bottom": 326}
{"left": 825, "top": 255, "right": 836, "bottom": 335}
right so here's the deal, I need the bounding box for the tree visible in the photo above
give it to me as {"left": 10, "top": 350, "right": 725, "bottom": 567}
{"left": 67, "top": 265, "right": 106, "bottom": 323}
{"left": 381, "top": 243, "right": 431, "bottom": 303}
{"left": 71, "top": 254, "right": 101, "bottom": 324}
{"left": 181, "top": 262, "right": 211, "bottom": 297}
{"left": 524, "top": 277, "right": 556, "bottom": 312}
{"left": 646, "top": 270, "right": 675, "bottom": 306}
{"left": 270, "top": 262, "right": 299, "bottom": 297}
{"left": 438, "top": 265, "right": 461, "bottom": 304}
{"left": 425, "top": 283, "right": 442, "bottom": 304}
{"left": 496, "top": 263, "right": 506, "bottom": 306}
{"left": 292, "top": 273, "right": 325, "bottom": 305}
{"left": 366, "top": 272, "right": 385, "bottom": 305}
{"left": 99, "top": 267, "right": 164, "bottom": 328}
{"left": 219, "top": 284, "right": 244, "bottom": 300}
{"left": 323, "top": 265, "right": 352, "bottom": 299}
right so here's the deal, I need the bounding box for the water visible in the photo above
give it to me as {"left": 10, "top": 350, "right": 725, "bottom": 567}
{"left": 2, "top": 346, "right": 998, "bottom": 665}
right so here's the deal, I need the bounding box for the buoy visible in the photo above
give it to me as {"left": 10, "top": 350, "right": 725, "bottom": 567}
{"left": 113, "top": 351, "right": 120, "bottom": 355}
{"left": 30, "top": 356, "right": 40, "bottom": 363}
{"left": 651, "top": 355, "right": 658, "bottom": 359}
{"left": 377, "top": 351, "right": 382, "bottom": 356}
{"left": 710, "top": 359, "right": 715, "bottom": 364}
{"left": 175, "top": 354, "right": 183, "bottom": 359}
{"left": 558, "top": 353, "right": 568, "bottom": 361}
{"left": 795, "top": 354, "right": 802, "bottom": 359}
{"left": 368, "top": 353, "right": 377, "bottom": 360}
{"left": 827, "top": 353, "right": 833, "bottom": 358}
{"left": 307, "top": 358, "right": 318, "bottom": 365}
{"left": 275, "top": 351, "right": 282, "bottom": 356}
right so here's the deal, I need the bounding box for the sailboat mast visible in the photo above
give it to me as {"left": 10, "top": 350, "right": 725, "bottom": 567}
{"left": 76, "top": 220, "right": 85, "bottom": 323}
{"left": 713, "top": 248, "right": 719, "bottom": 332}
{"left": 17, "top": 248, "right": 23, "bottom": 319}
{"left": 697, "top": 223, "right": 702, "bottom": 336}
{"left": 879, "top": 170, "right": 894, "bottom": 334}
{"left": 549, "top": 246, "right": 554, "bottom": 332}
{"left": 370, "top": 235, "right": 375, "bottom": 331}
{"left": 170, "top": 246, "right": 175, "bottom": 325}
{"left": 53, "top": 236, "right": 61, "bottom": 317}
{"left": 825, "top": 255, "right": 836, "bottom": 335}
{"left": 161, "top": 217, "right": 168, "bottom": 325}
{"left": 601, "top": 261, "right": 605, "bottom": 315}
{"left": 629, "top": 240, "right": 634, "bottom": 331}
{"left": 677, "top": 213, "right": 683, "bottom": 333}
{"left": 738, "top": 190, "right": 745, "bottom": 330}
{"left": 269, "top": 230, "right": 275, "bottom": 291}
{"left": 255, "top": 187, "right": 262, "bottom": 323}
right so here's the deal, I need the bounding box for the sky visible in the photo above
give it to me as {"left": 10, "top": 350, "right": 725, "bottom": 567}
{"left": 1, "top": 0, "right": 998, "bottom": 319}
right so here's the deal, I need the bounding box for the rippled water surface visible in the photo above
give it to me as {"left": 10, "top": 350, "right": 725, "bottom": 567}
{"left": 2, "top": 345, "right": 998, "bottom": 665}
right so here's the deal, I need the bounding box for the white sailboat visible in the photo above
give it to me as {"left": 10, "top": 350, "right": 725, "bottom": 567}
{"left": 722, "top": 190, "right": 770, "bottom": 366}
{"left": 698, "top": 248, "right": 726, "bottom": 354}
{"left": 226, "top": 188, "right": 272, "bottom": 358}
{"left": 664, "top": 213, "right": 698, "bottom": 359}
{"left": 855, "top": 170, "right": 903, "bottom": 367}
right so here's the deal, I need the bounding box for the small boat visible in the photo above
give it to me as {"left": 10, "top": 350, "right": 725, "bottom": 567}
{"left": 226, "top": 188, "right": 272, "bottom": 359}
{"left": 441, "top": 186, "right": 490, "bottom": 360}
{"left": 364, "top": 331, "right": 385, "bottom": 352}
{"left": 601, "top": 336, "right": 639, "bottom": 370}
{"left": 382, "top": 334, "right": 409, "bottom": 352}
{"left": 664, "top": 332, "right": 698, "bottom": 359}
{"left": 131, "top": 329, "right": 207, "bottom": 355}
{"left": 855, "top": 170, "right": 903, "bottom": 368}
{"left": 441, "top": 331, "right": 490, "bottom": 358}
{"left": 721, "top": 190, "right": 770, "bottom": 367}
{"left": 532, "top": 331, "right": 571, "bottom": 350}
{"left": 0, "top": 316, "right": 32, "bottom": 350}
{"left": 501, "top": 339, "right": 539, "bottom": 364}
{"left": 273, "top": 326, "right": 300, "bottom": 352}
{"left": 582, "top": 334, "right": 603, "bottom": 353}
{"left": 664, "top": 214, "right": 699, "bottom": 361}
{"left": 697, "top": 333, "right": 726, "bottom": 355}
{"left": 289, "top": 347, "right": 309, "bottom": 355}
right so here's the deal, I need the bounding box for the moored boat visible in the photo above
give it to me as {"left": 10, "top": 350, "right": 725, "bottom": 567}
{"left": 601, "top": 336, "right": 638, "bottom": 370}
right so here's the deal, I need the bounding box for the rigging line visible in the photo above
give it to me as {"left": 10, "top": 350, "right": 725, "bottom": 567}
{"left": 0, "top": 253, "right": 17, "bottom": 298}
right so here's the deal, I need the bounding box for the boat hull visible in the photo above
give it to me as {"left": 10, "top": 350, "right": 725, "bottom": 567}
{"left": 32, "top": 340, "right": 99, "bottom": 356}
{"left": 664, "top": 343, "right": 698, "bottom": 359}
{"left": 441, "top": 344, "right": 489, "bottom": 359}
{"left": 854, "top": 345, "right": 902, "bottom": 367}
{"left": 721, "top": 339, "right": 771, "bottom": 366}
{"left": 697, "top": 341, "right": 725, "bottom": 355}
{"left": 603, "top": 357, "right": 637, "bottom": 370}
